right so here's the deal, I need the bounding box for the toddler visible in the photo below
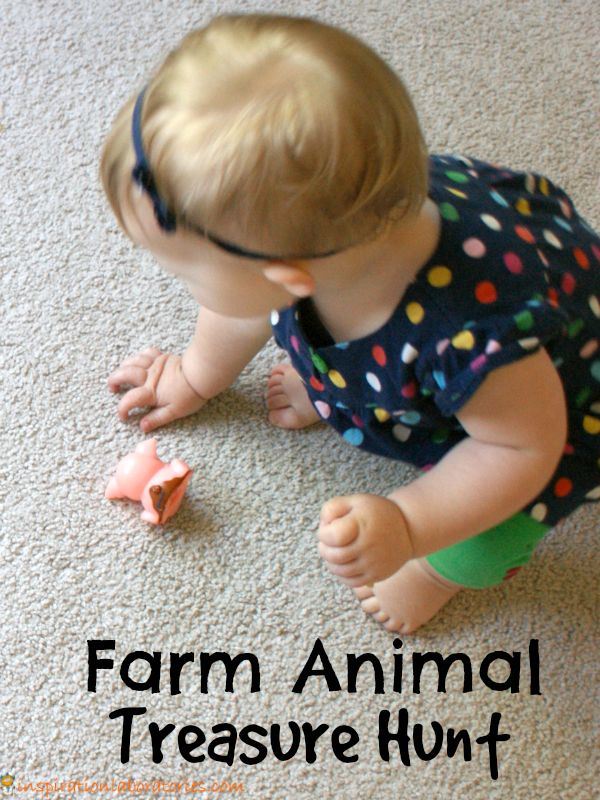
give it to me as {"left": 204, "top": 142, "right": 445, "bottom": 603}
{"left": 102, "top": 14, "right": 600, "bottom": 633}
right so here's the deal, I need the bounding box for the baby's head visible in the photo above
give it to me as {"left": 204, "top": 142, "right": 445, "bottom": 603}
{"left": 101, "top": 13, "right": 428, "bottom": 260}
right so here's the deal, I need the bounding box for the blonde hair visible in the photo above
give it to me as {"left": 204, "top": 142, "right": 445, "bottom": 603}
{"left": 101, "top": 14, "right": 428, "bottom": 256}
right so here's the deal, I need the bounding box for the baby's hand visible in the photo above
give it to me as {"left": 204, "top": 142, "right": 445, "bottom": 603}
{"left": 108, "top": 347, "right": 207, "bottom": 432}
{"left": 317, "top": 494, "right": 414, "bottom": 587}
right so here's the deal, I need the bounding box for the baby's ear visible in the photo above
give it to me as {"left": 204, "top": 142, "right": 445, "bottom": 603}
{"left": 262, "top": 261, "right": 315, "bottom": 298}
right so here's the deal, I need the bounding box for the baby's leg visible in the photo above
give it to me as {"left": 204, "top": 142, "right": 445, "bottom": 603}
{"left": 355, "top": 512, "right": 550, "bottom": 633}
{"left": 266, "top": 363, "right": 320, "bottom": 429}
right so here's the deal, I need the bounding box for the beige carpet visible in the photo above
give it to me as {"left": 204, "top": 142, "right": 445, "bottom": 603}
{"left": 1, "top": 1, "right": 598, "bottom": 798}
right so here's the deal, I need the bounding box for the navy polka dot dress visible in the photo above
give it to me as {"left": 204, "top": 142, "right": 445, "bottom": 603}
{"left": 272, "top": 155, "right": 600, "bottom": 527}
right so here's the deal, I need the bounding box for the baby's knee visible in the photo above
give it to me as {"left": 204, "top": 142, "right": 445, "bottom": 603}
{"left": 424, "top": 512, "right": 550, "bottom": 589}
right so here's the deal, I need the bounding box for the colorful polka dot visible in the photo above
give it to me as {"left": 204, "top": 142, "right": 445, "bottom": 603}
{"left": 561, "top": 273, "right": 576, "bottom": 295}
{"left": 439, "top": 202, "right": 460, "bottom": 221}
{"left": 372, "top": 345, "right": 387, "bottom": 366}
{"left": 343, "top": 428, "right": 364, "bottom": 447}
{"left": 475, "top": 281, "right": 498, "bottom": 304}
{"left": 470, "top": 353, "right": 487, "bottom": 371}
{"left": 530, "top": 503, "right": 548, "bottom": 523}
{"left": 428, "top": 266, "right": 453, "bottom": 287}
{"left": 519, "top": 337, "right": 540, "bottom": 350}
{"left": 525, "top": 174, "right": 536, "bottom": 193}
{"left": 374, "top": 408, "right": 391, "bottom": 423}
{"left": 580, "top": 339, "right": 598, "bottom": 359}
{"left": 583, "top": 415, "right": 600, "bottom": 435}
{"left": 446, "top": 187, "right": 468, "bottom": 199}
{"left": 366, "top": 372, "right": 382, "bottom": 392}
{"left": 490, "top": 190, "right": 509, "bottom": 207}
{"left": 481, "top": 214, "right": 502, "bottom": 231}
{"left": 586, "top": 486, "right": 600, "bottom": 500}
{"left": 539, "top": 176, "right": 550, "bottom": 196}
{"left": 311, "top": 352, "right": 328, "bottom": 374}
{"left": 314, "top": 400, "right": 331, "bottom": 419}
{"left": 329, "top": 370, "right": 347, "bottom": 388}
{"left": 514, "top": 309, "right": 534, "bottom": 331}
{"left": 547, "top": 287, "right": 560, "bottom": 308}
{"left": 463, "top": 237, "right": 486, "bottom": 258}
{"left": 589, "top": 295, "right": 600, "bottom": 318}
{"left": 575, "top": 386, "right": 592, "bottom": 408}
{"left": 573, "top": 247, "right": 590, "bottom": 269}
{"left": 309, "top": 376, "right": 325, "bottom": 392}
{"left": 407, "top": 302, "right": 425, "bottom": 324}
{"left": 431, "top": 428, "right": 450, "bottom": 445}
{"left": 559, "top": 198, "right": 573, "bottom": 218}
{"left": 554, "top": 477, "right": 573, "bottom": 498}
{"left": 400, "top": 411, "right": 421, "bottom": 426}
{"left": 516, "top": 198, "right": 532, "bottom": 216}
{"left": 401, "top": 343, "right": 419, "bottom": 364}
{"left": 401, "top": 381, "right": 417, "bottom": 399}
{"left": 566, "top": 322, "right": 584, "bottom": 345}
{"left": 290, "top": 335, "right": 300, "bottom": 354}
{"left": 433, "top": 370, "right": 446, "bottom": 389}
{"left": 446, "top": 170, "right": 469, "bottom": 184}
{"left": 485, "top": 339, "right": 502, "bottom": 354}
{"left": 504, "top": 252, "right": 523, "bottom": 274}
{"left": 452, "top": 330, "right": 476, "bottom": 350}
{"left": 554, "top": 216, "right": 573, "bottom": 233}
{"left": 543, "top": 230, "right": 563, "bottom": 249}
{"left": 270, "top": 310, "right": 279, "bottom": 325}
{"left": 590, "top": 360, "right": 600, "bottom": 382}
{"left": 392, "top": 424, "right": 411, "bottom": 442}
{"left": 515, "top": 225, "right": 536, "bottom": 244}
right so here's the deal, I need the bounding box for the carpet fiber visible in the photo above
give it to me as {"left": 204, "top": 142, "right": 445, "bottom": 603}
{"left": 1, "top": 1, "right": 598, "bottom": 798}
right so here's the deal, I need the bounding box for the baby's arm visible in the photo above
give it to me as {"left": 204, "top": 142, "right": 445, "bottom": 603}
{"left": 108, "top": 307, "right": 271, "bottom": 432}
{"left": 319, "top": 349, "right": 567, "bottom": 586}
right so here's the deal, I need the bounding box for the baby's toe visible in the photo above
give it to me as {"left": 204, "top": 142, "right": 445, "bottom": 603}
{"left": 353, "top": 585, "right": 392, "bottom": 626}
{"left": 353, "top": 585, "right": 375, "bottom": 601}
{"left": 359, "top": 595, "right": 381, "bottom": 615}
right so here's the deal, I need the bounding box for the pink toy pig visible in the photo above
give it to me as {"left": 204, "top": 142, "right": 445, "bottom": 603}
{"left": 105, "top": 439, "right": 192, "bottom": 524}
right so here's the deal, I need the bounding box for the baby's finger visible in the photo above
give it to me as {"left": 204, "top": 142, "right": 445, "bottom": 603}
{"left": 118, "top": 348, "right": 161, "bottom": 369}
{"left": 318, "top": 540, "right": 357, "bottom": 565}
{"left": 117, "top": 386, "right": 154, "bottom": 421}
{"left": 319, "top": 496, "right": 354, "bottom": 526}
{"left": 140, "top": 347, "right": 162, "bottom": 358}
{"left": 325, "top": 559, "right": 364, "bottom": 580}
{"left": 140, "top": 405, "right": 178, "bottom": 433}
{"left": 318, "top": 514, "right": 359, "bottom": 547}
{"left": 108, "top": 365, "right": 148, "bottom": 392}
{"left": 336, "top": 572, "right": 368, "bottom": 589}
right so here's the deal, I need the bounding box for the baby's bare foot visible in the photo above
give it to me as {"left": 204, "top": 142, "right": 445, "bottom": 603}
{"left": 354, "top": 558, "right": 463, "bottom": 633}
{"left": 318, "top": 494, "right": 413, "bottom": 587}
{"left": 267, "top": 363, "right": 320, "bottom": 429}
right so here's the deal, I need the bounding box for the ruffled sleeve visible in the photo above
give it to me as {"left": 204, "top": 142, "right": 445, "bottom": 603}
{"left": 416, "top": 298, "right": 569, "bottom": 417}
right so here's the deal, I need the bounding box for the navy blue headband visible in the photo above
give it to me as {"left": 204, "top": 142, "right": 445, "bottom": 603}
{"left": 131, "top": 88, "right": 177, "bottom": 232}
{"left": 130, "top": 88, "right": 341, "bottom": 260}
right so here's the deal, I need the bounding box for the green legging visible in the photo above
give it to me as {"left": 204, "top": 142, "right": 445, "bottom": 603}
{"left": 425, "top": 512, "right": 551, "bottom": 589}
